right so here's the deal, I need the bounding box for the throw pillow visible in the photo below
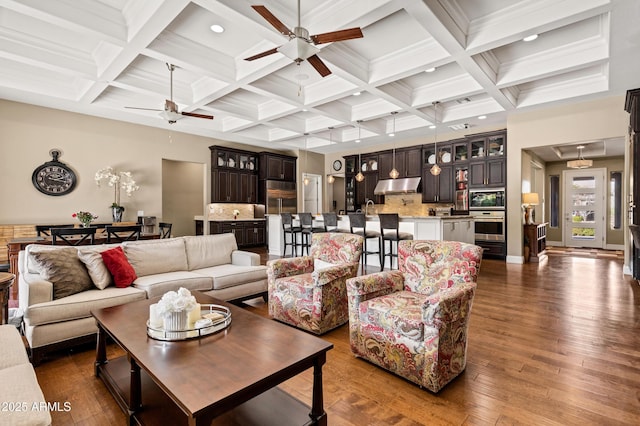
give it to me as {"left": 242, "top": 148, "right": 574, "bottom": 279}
{"left": 77, "top": 247, "right": 115, "bottom": 290}
{"left": 30, "top": 249, "right": 94, "bottom": 300}
{"left": 101, "top": 247, "right": 137, "bottom": 288}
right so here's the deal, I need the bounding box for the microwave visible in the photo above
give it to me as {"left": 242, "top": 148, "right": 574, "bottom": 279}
{"left": 469, "top": 188, "right": 505, "bottom": 210}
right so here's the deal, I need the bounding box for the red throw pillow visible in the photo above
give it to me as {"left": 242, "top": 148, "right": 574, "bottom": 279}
{"left": 101, "top": 247, "right": 137, "bottom": 288}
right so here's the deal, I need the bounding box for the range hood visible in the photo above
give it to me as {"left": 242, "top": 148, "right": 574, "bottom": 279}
{"left": 374, "top": 177, "right": 421, "bottom": 195}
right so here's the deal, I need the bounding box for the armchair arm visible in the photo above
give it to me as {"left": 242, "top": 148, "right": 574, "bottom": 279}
{"left": 346, "top": 270, "right": 404, "bottom": 301}
{"left": 422, "top": 281, "right": 477, "bottom": 327}
{"left": 267, "top": 256, "right": 314, "bottom": 280}
{"left": 312, "top": 262, "right": 359, "bottom": 287}
{"left": 231, "top": 250, "right": 260, "bottom": 266}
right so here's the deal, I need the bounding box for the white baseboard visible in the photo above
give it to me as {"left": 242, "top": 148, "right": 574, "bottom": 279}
{"left": 605, "top": 244, "right": 624, "bottom": 251}
{"left": 506, "top": 255, "right": 524, "bottom": 264}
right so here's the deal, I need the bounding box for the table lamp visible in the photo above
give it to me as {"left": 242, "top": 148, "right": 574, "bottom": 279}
{"left": 522, "top": 192, "right": 539, "bottom": 224}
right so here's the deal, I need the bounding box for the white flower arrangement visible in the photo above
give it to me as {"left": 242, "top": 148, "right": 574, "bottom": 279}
{"left": 155, "top": 288, "right": 197, "bottom": 318}
{"left": 95, "top": 167, "right": 140, "bottom": 208}
{"left": 233, "top": 209, "right": 240, "bottom": 216}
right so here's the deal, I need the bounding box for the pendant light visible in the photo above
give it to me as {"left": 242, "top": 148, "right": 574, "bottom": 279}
{"left": 303, "top": 133, "right": 310, "bottom": 185}
{"left": 389, "top": 112, "right": 399, "bottom": 179}
{"left": 355, "top": 152, "right": 365, "bottom": 182}
{"left": 567, "top": 145, "right": 593, "bottom": 169}
{"left": 430, "top": 101, "right": 441, "bottom": 176}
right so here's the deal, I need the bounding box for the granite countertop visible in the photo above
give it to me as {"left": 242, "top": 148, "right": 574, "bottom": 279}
{"left": 195, "top": 216, "right": 266, "bottom": 222}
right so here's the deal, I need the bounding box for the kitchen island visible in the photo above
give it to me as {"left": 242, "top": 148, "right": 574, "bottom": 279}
{"left": 267, "top": 214, "right": 474, "bottom": 267}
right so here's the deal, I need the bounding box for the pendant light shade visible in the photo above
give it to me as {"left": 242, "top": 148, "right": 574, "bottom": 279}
{"left": 430, "top": 101, "right": 441, "bottom": 176}
{"left": 567, "top": 145, "right": 593, "bottom": 169}
{"left": 327, "top": 174, "right": 335, "bottom": 183}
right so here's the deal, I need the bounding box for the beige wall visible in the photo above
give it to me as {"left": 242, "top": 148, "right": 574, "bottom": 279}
{"left": 161, "top": 159, "right": 205, "bottom": 237}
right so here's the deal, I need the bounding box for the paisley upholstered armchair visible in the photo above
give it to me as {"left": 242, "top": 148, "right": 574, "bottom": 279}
{"left": 267, "top": 232, "right": 363, "bottom": 334}
{"left": 346, "top": 240, "right": 482, "bottom": 392}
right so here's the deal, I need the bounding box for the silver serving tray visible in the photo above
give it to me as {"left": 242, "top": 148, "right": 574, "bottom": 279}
{"left": 146, "top": 304, "right": 231, "bottom": 341}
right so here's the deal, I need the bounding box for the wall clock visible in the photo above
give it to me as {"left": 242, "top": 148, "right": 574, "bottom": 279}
{"left": 32, "top": 149, "right": 77, "bottom": 196}
{"left": 332, "top": 160, "right": 343, "bottom": 172}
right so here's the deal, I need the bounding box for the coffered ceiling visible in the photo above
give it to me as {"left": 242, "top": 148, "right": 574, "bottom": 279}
{"left": 1, "top": 0, "right": 639, "bottom": 155}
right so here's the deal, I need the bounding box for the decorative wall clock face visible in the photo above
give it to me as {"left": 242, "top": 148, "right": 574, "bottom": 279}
{"left": 32, "top": 150, "right": 77, "bottom": 196}
{"left": 332, "top": 160, "right": 343, "bottom": 171}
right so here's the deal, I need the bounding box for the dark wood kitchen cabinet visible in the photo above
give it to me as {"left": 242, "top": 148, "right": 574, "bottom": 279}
{"left": 259, "top": 152, "right": 297, "bottom": 181}
{"left": 209, "top": 220, "right": 266, "bottom": 247}
{"left": 468, "top": 131, "right": 506, "bottom": 188}
{"left": 210, "top": 146, "right": 258, "bottom": 203}
{"left": 378, "top": 147, "right": 422, "bottom": 178}
{"left": 422, "top": 165, "right": 453, "bottom": 203}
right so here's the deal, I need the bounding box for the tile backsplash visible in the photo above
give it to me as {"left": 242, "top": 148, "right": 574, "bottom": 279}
{"left": 368, "top": 194, "right": 453, "bottom": 216}
{"left": 207, "top": 203, "right": 255, "bottom": 220}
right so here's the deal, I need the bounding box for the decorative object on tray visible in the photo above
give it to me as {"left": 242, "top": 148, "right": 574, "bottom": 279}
{"left": 233, "top": 209, "right": 240, "bottom": 220}
{"left": 72, "top": 211, "right": 98, "bottom": 228}
{"left": 95, "top": 167, "right": 140, "bottom": 222}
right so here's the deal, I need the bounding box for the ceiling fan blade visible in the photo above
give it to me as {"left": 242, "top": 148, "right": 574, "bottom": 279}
{"left": 244, "top": 47, "right": 280, "bottom": 61}
{"left": 182, "top": 111, "right": 214, "bottom": 120}
{"left": 251, "top": 5, "right": 293, "bottom": 36}
{"left": 125, "top": 106, "right": 162, "bottom": 111}
{"left": 311, "top": 27, "right": 363, "bottom": 44}
{"left": 307, "top": 54, "right": 331, "bottom": 77}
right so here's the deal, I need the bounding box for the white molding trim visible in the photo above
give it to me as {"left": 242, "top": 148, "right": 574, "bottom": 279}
{"left": 506, "top": 255, "right": 524, "bottom": 264}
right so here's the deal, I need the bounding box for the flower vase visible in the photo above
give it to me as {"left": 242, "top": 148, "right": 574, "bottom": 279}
{"left": 163, "top": 310, "right": 188, "bottom": 338}
{"left": 112, "top": 206, "right": 124, "bottom": 222}
{"left": 81, "top": 221, "right": 92, "bottom": 228}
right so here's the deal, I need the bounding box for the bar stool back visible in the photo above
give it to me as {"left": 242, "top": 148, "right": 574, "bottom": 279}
{"left": 348, "top": 213, "right": 382, "bottom": 270}
{"left": 298, "top": 213, "right": 323, "bottom": 255}
{"left": 281, "top": 213, "right": 301, "bottom": 257}
{"left": 379, "top": 213, "right": 413, "bottom": 270}
{"left": 322, "top": 212, "right": 345, "bottom": 232}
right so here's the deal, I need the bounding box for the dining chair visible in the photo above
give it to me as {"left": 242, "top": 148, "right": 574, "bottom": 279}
{"left": 36, "top": 224, "right": 74, "bottom": 237}
{"left": 105, "top": 225, "right": 142, "bottom": 243}
{"left": 51, "top": 227, "right": 96, "bottom": 246}
{"left": 159, "top": 222, "right": 172, "bottom": 238}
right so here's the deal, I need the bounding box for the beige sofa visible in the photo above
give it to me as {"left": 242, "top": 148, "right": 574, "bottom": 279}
{"left": 0, "top": 325, "right": 51, "bottom": 426}
{"left": 18, "top": 233, "right": 267, "bottom": 364}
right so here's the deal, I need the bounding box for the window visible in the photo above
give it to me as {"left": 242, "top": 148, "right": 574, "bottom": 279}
{"left": 610, "top": 171, "right": 622, "bottom": 229}
{"left": 550, "top": 175, "right": 560, "bottom": 228}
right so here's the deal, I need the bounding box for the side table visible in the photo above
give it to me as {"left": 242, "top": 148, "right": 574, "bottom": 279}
{"left": 524, "top": 223, "right": 548, "bottom": 263}
{"left": 0, "top": 272, "right": 15, "bottom": 325}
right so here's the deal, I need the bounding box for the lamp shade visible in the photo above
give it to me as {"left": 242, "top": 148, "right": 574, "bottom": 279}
{"left": 522, "top": 192, "right": 539, "bottom": 205}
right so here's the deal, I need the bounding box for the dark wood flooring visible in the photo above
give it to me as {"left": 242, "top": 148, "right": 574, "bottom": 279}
{"left": 32, "top": 250, "right": 640, "bottom": 425}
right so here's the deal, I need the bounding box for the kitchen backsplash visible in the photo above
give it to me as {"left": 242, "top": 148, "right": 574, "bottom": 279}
{"left": 207, "top": 203, "right": 255, "bottom": 220}
{"left": 369, "top": 194, "right": 454, "bottom": 216}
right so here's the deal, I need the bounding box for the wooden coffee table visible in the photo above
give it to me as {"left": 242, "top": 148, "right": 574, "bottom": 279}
{"left": 92, "top": 291, "right": 333, "bottom": 425}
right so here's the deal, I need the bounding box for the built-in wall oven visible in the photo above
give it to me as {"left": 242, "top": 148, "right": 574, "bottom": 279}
{"left": 471, "top": 210, "right": 505, "bottom": 242}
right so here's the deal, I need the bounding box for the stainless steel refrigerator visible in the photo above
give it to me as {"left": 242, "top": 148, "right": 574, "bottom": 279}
{"left": 265, "top": 180, "right": 297, "bottom": 214}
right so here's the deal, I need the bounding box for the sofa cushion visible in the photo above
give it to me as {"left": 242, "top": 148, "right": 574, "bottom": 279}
{"left": 0, "top": 325, "right": 29, "bottom": 369}
{"left": 194, "top": 264, "right": 268, "bottom": 290}
{"left": 102, "top": 247, "right": 137, "bottom": 288}
{"left": 24, "top": 286, "right": 147, "bottom": 326}
{"left": 133, "top": 271, "right": 213, "bottom": 298}
{"left": 77, "top": 244, "right": 119, "bottom": 289}
{"left": 0, "top": 364, "right": 51, "bottom": 426}
{"left": 184, "top": 234, "right": 236, "bottom": 270}
{"left": 123, "top": 238, "right": 188, "bottom": 277}
{"left": 30, "top": 249, "right": 93, "bottom": 300}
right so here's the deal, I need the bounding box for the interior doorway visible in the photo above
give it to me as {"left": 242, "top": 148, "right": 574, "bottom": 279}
{"left": 563, "top": 168, "right": 606, "bottom": 248}
{"left": 162, "top": 159, "right": 206, "bottom": 236}
{"left": 302, "top": 173, "right": 322, "bottom": 214}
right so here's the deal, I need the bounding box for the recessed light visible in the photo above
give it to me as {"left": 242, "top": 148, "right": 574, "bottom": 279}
{"left": 425, "top": 67, "right": 436, "bottom": 73}
{"left": 429, "top": 125, "right": 436, "bottom": 129}
{"left": 389, "top": 133, "right": 395, "bottom": 137}
{"left": 353, "top": 92, "right": 361, "bottom": 96}
{"left": 302, "top": 108, "right": 308, "bottom": 112}
{"left": 210, "top": 24, "right": 225, "bottom": 33}
{"left": 523, "top": 34, "right": 538, "bottom": 42}
{"left": 478, "top": 115, "right": 487, "bottom": 120}
{"left": 355, "top": 139, "right": 361, "bottom": 143}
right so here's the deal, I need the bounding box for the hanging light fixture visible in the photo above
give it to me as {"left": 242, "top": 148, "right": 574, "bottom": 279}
{"left": 327, "top": 174, "right": 335, "bottom": 183}
{"left": 303, "top": 133, "right": 310, "bottom": 185}
{"left": 389, "top": 112, "right": 399, "bottom": 179}
{"left": 355, "top": 152, "right": 365, "bottom": 182}
{"left": 355, "top": 120, "right": 362, "bottom": 143}
{"left": 430, "top": 101, "right": 441, "bottom": 176}
{"left": 567, "top": 145, "right": 593, "bottom": 169}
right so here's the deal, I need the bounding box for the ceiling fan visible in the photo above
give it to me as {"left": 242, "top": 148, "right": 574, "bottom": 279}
{"left": 245, "top": 1, "right": 363, "bottom": 77}
{"left": 125, "top": 63, "right": 214, "bottom": 124}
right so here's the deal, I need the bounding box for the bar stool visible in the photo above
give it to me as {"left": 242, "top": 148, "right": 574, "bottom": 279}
{"left": 348, "top": 213, "right": 382, "bottom": 270}
{"left": 379, "top": 213, "right": 413, "bottom": 270}
{"left": 281, "top": 213, "right": 301, "bottom": 257}
{"left": 298, "top": 213, "right": 323, "bottom": 255}
{"left": 322, "top": 212, "right": 346, "bottom": 232}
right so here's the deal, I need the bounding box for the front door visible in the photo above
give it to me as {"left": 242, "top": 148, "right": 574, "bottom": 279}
{"left": 563, "top": 168, "right": 606, "bottom": 248}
